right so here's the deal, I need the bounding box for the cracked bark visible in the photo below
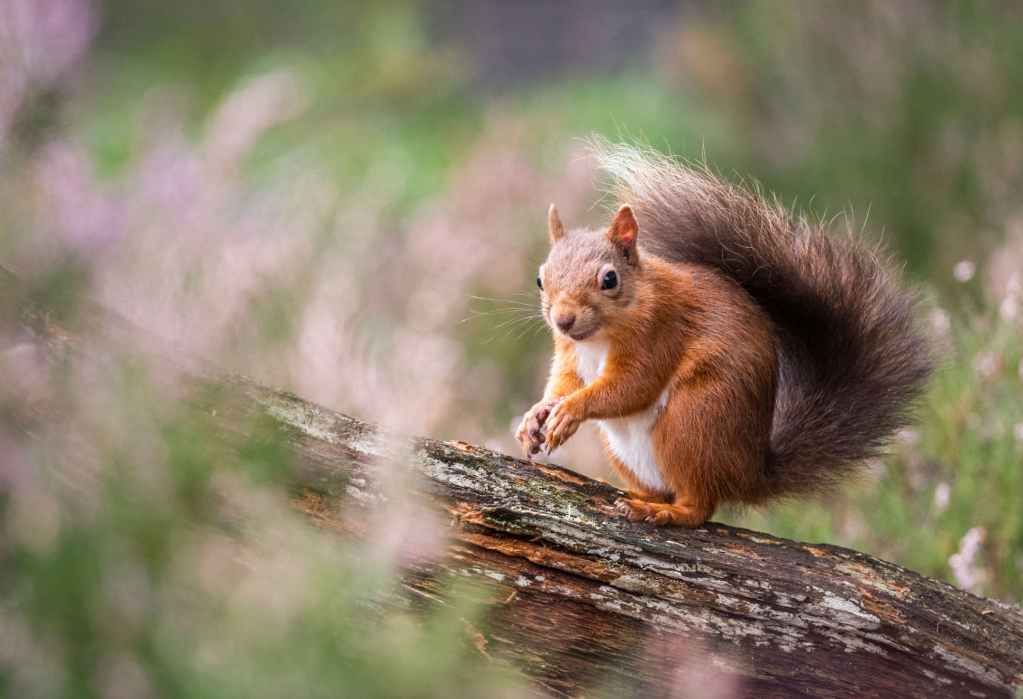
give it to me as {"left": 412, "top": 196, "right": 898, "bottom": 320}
{"left": 3, "top": 266, "right": 1022, "bottom": 699}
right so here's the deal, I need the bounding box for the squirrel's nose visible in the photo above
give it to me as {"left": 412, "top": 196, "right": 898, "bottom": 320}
{"left": 555, "top": 312, "right": 576, "bottom": 333}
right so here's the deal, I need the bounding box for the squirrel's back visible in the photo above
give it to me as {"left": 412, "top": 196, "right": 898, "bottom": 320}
{"left": 589, "top": 137, "right": 934, "bottom": 498}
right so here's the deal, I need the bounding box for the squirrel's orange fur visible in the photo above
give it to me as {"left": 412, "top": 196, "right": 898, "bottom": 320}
{"left": 516, "top": 141, "right": 932, "bottom": 528}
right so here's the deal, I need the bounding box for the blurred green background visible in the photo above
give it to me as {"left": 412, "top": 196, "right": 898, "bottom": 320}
{"left": 2, "top": 0, "right": 1023, "bottom": 696}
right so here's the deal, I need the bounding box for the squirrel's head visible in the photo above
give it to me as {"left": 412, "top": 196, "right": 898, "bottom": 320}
{"left": 537, "top": 204, "right": 641, "bottom": 343}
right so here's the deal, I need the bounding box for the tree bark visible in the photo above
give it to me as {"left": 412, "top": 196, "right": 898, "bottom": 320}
{"left": 3, "top": 266, "right": 1022, "bottom": 699}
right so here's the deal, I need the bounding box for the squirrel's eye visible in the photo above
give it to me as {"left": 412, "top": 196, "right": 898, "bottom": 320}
{"left": 601, "top": 271, "right": 618, "bottom": 290}
{"left": 537, "top": 275, "right": 543, "bottom": 290}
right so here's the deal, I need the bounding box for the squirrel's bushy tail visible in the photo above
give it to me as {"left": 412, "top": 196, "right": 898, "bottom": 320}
{"left": 589, "top": 137, "right": 933, "bottom": 498}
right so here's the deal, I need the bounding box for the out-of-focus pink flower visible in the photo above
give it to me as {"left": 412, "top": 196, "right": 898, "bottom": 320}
{"left": 59, "top": 71, "right": 319, "bottom": 360}
{"left": 0, "top": 0, "right": 96, "bottom": 140}
{"left": 949, "top": 526, "right": 986, "bottom": 595}
{"left": 33, "top": 140, "right": 124, "bottom": 251}
{"left": 203, "top": 70, "right": 307, "bottom": 178}
{"left": 953, "top": 260, "right": 975, "bottom": 282}
{"left": 972, "top": 348, "right": 1000, "bottom": 380}
{"left": 929, "top": 308, "right": 950, "bottom": 335}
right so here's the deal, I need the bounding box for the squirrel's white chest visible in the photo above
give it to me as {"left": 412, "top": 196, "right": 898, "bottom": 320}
{"left": 572, "top": 340, "right": 670, "bottom": 494}
{"left": 573, "top": 339, "right": 609, "bottom": 385}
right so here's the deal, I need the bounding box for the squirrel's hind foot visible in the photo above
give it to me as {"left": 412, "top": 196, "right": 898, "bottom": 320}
{"left": 615, "top": 498, "right": 714, "bottom": 528}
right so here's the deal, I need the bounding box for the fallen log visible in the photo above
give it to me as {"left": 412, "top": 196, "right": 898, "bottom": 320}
{"left": 3, "top": 265, "right": 1021, "bottom": 699}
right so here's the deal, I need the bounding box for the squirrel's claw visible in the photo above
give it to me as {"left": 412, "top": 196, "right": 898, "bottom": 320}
{"left": 615, "top": 498, "right": 649, "bottom": 522}
{"left": 516, "top": 398, "right": 561, "bottom": 460}
{"left": 544, "top": 399, "right": 580, "bottom": 453}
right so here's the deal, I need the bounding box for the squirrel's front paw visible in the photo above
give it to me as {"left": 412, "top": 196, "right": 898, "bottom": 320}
{"left": 515, "top": 398, "right": 560, "bottom": 460}
{"left": 544, "top": 399, "right": 582, "bottom": 453}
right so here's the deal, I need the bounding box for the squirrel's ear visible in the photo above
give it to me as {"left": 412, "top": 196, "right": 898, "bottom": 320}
{"left": 548, "top": 204, "right": 566, "bottom": 245}
{"left": 608, "top": 204, "right": 639, "bottom": 262}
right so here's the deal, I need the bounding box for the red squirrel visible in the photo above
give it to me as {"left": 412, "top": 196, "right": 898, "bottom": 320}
{"left": 515, "top": 139, "right": 932, "bottom": 528}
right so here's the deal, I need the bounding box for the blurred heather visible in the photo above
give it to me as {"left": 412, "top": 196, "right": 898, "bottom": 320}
{"left": 2, "top": 0, "right": 1023, "bottom": 696}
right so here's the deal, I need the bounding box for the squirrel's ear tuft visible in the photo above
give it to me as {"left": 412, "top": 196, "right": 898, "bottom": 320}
{"left": 548, "top": 204, "right": 566, "bottom": 245}
{"left": 608, "top": 204, "right": 639, "bottom": 262}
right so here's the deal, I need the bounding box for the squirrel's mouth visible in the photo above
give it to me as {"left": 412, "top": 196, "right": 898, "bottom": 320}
{"left": 567, "top": 327, "right": 598, "bottom": 342}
